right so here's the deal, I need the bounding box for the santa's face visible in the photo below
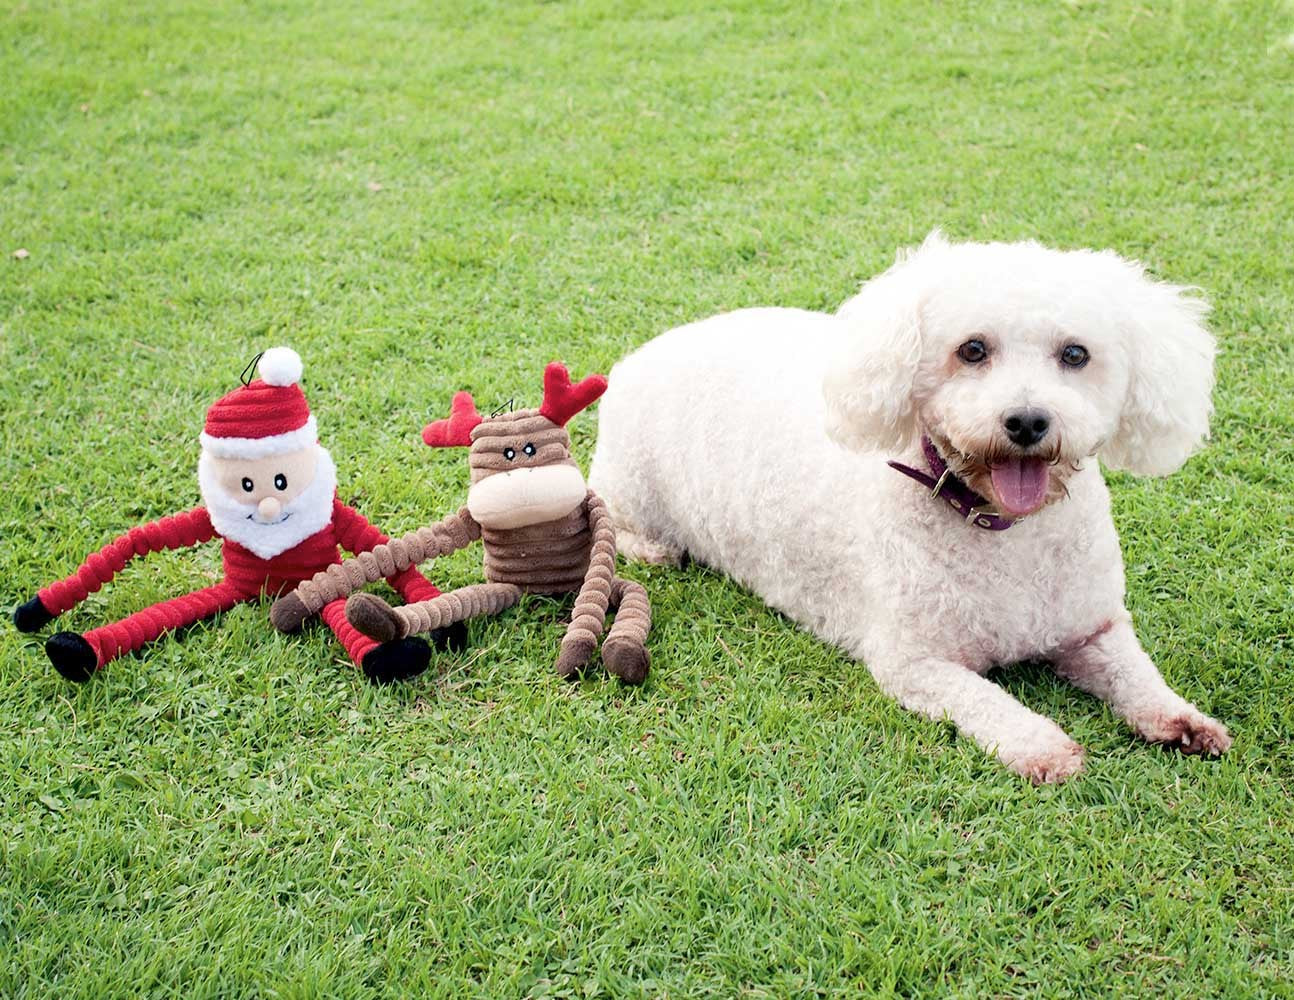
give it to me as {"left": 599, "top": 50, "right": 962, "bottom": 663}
{"left": 203, "top": 448, "right": 318, "bottom": 524}
{"left": 198, "top": 444, "right": 337, "bottom": 559}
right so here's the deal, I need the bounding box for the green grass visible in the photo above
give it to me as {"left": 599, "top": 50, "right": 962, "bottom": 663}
{"left": 2, "top": 0, "right": 1293, "bottom": 995}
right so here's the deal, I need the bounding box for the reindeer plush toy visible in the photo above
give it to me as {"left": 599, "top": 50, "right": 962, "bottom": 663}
{"left": 269, "top": 362, "right": 651, "bottom": 684}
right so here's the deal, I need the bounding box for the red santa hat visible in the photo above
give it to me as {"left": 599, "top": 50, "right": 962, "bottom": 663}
{"left": 200, "top": 347, "right": 317, "bottom": 459}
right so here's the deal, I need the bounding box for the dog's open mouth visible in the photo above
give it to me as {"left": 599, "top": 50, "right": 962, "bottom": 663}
{"left": 929, "top": 431, "right": 1070, "bottom": 520}
{"left": 989, "top": 457, "right": 1051, "bottom": 518}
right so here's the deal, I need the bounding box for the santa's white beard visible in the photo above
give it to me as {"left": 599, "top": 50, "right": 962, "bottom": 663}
{"left": 198, "top": 447, "right": 338, "bottom": 560}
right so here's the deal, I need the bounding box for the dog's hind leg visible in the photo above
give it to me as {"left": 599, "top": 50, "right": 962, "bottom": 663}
{"left": 597, "top": 493, "right": 684, "bottom": 566}
{"left": 872, "top": 656, "right": 1086, "bottom": 784}
{"left": 1054, "top": 616, "right": 1231, "bottom": 756}
{"left": 616, "top": 529, "right": 684, "bottom": 567}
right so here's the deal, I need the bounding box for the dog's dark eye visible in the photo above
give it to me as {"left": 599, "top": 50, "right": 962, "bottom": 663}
{"left": 523, "top": 442, "right": 536, "bottom": 457}
{"left": 1060, "top": 344, "right": 1090, "bottom": 369}
{"left": 503, "top": 447, "right": 516, "bottom": 461}
{"left": 274, "top": 473, "right": 287, "bottom": 490}
{"left": 241, "top": 477, "right": 254, "bottom": 493}
{"left": 957, "top": 339, "right": 988, "bottom": 364}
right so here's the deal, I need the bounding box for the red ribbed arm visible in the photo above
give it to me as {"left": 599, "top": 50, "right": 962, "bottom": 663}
{"left": 331, "top": 498, "right": 441, "bottom": 604}
{"left": 332, "top": 498, "right": 387, "bottom": 555}
{"left": 38, "top": 507, "right": 216, "bottom": 616}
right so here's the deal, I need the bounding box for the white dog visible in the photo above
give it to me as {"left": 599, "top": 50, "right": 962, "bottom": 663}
{"left": 589, "top": 231, "right": 1231, "bottom": 783}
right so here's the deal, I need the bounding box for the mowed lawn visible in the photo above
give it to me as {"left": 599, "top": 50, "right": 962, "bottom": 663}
{"left": 2, "top": 1, "right": 1292, "bottom": 996}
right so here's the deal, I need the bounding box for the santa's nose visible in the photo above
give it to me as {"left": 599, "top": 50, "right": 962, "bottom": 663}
{"left": 257, "top": 496, "right": 282, "bottom": 521}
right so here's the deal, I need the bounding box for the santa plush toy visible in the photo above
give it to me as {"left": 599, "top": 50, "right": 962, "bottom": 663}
{"left": 12, "top": 347, "right": 465, "bottom": 683}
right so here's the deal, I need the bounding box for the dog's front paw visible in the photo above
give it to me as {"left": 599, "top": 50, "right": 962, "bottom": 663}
{"left": 1142, "top": 710, "right": 1232, "bottom": 756}
{"left": 1001, "top": 739, "right": 1086, "bottom": 785}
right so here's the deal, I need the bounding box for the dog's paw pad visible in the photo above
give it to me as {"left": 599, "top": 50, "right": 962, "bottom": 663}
{"left": 1150, "top": 713, "right": 1232, "bottom": 756}
{"left": 1008, "top": 741, "right": 1086, "bottom": 785}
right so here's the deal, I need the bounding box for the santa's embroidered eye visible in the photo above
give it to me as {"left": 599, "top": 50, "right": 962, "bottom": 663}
{"left": 1060, "top": 344, "right": 1090, "bottom": 368}
{"left": 503, "top": 447, "right": 516, "bottom": 461}
{"left": 523, "top": 442, "right": 536, "bottom": 456}
{"left": 957, "top": 339, "right": 988, "bottom": 364}
{"left": 274, "top": 473, "right": 287, "bottom": 490}
{"left": 241, "top": 478, "right": 254, "bottom": 493}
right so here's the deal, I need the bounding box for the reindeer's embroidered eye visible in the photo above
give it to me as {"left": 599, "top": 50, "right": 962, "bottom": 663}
{"left": 503, "top": 447, "right": 516, "bottom": 461}
{"left": 523, "top": 442, "right": 536, "bottom": 456}
{"left": 957, "top": 339, "right": 988, "bottom": 364}
{"left": 1060, "top": 344, "right": 1090, "bottom": 369}
{"left": 241, "top": 477, "right": 254, "bottom": 493}
{"left": 274, "top": 473, "right": 287, "bottom": 490}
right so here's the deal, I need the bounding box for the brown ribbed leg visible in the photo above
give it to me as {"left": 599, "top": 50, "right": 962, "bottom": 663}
{"left": 601, "top": 577, "right": 651, "bottom": 684}
{"left": 554, "top": 494, "right": 617, "bottom": 679}
{"left": 555, "top": 560, "right": 613, "bottom": 681}
{"left": 347, "top": 583, "right": 521, "bottom": 641}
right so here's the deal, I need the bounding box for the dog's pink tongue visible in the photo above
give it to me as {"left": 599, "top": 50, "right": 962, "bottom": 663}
{"left": 989, "top": 457, "right": 1050, "bottom": 517}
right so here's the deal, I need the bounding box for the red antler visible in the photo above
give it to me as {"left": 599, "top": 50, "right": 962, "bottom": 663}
{"left": 538, "top": 362, "right": 607, "bottom": 427}
{"left": 422, "top": 391, "right": 483, "bottom": 447}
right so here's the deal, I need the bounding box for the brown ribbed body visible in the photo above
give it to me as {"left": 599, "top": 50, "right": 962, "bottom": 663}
{"left": 481, "top": 503, "right": 591, "bottom": 594}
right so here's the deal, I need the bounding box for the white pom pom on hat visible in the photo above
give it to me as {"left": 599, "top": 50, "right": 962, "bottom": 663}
{"left": 258, "top": 346, "right": 303, "bottom": 387}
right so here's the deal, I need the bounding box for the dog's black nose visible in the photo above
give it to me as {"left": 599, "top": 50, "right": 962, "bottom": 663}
{"left": 1004, "top": 408, "right": 1051, "bottom": 448}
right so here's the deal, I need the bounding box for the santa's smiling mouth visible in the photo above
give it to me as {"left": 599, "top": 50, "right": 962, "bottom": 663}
{"left": 247, "top": 512, "right": 292, "bottom": 525}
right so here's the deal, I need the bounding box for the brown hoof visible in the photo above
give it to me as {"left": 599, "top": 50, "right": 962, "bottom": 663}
{"left": 269, "top": 591, "right": 310, "bottom": 633}
{"left": 346, "top": 593, "right": 402, "bottom": 642}
{"left": 602, "top": 639, "right": 650, "bottom": 685}
{"left": 555, "top": 637, "right": 596, "bottom": 680}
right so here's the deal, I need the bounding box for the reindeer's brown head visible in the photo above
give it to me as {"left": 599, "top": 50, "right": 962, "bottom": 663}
{"left": 422, "top": 362, "right": 607, "bottom": 530}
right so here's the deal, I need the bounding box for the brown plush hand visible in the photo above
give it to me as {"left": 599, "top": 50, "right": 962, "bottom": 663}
{"left": 346, "top": 593, "right": 404, "bottom": 642}
{"left": 270, "top": 591, "right": 310, "bottom": 633}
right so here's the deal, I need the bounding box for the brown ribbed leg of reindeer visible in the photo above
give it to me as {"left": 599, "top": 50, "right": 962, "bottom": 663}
{"left": 555, "top": 544, "right": 614, "bottom": 680}
{"left": 600, "top": 577, "right": 651, "bottom": 684}
{"left": 347, "top": 583, "right": 522, "bottom": 642}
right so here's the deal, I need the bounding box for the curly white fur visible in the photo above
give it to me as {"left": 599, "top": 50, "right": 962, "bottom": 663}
{"left": 590, "top": 231, "right": 1231, "bottom": 783}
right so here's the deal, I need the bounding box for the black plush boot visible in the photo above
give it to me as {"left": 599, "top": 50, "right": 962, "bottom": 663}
{"left": 362, "top": 637, "right": 433, "bottom": 685}
{"left": 13, "top": 596, "right": 54, "bottom": 633}
{"left": 429, "top": 621, "right": 469, "bottom": 654}
{"left": 46, "top": 632, "right": 98, "bottom": 683}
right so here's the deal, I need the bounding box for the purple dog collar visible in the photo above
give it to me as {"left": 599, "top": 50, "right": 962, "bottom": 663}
{"left": 887, "top": 437, "right": 1016, "bottom": 531}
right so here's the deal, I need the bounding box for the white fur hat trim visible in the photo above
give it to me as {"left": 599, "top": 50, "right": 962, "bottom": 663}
{"left": 200, "top": 415, "right": 318, "bottom": 459}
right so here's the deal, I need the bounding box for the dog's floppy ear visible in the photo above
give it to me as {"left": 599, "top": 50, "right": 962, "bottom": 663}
{"left": 823, "top": 232, "right": 943, "bottom": 453}
{"left": 1093, "top": 252, "right": 1216, "bottom": 476}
